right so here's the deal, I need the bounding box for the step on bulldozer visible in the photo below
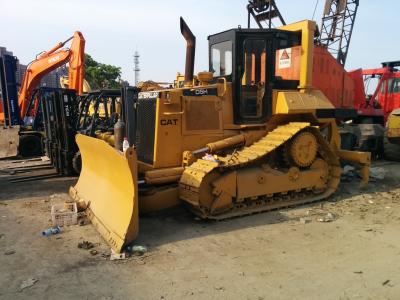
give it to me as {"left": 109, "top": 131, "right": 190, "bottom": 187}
{"left": 70, "top": 18, "right": 371, "bottom": 253}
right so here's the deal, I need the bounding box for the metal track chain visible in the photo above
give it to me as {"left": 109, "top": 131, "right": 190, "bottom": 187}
{"left": 180, "top": 122, "right": 341, "bottom": 219}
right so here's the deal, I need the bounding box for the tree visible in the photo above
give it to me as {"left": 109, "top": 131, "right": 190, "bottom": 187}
{"left": 85, "top": 54, "right": 122, "bottom": 89}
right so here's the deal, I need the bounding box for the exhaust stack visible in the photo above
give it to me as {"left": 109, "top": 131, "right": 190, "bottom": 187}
{"left": 180, "top": 17, "right": 196, "bottom": 84}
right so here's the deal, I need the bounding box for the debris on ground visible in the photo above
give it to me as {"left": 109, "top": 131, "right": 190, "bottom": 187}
{"left": 4, "top": 250, "right": 15, "bottom": 255}
{"left": 78, "top": 241, "right": 95, "bottom": 250}
{"left": 0, "top": 202, "right": 8, "bottom": 206}
{"left": 49, "top": 194, "right": 63, "bottom": 200}
{"left": 76, "top": 200, "right": 88, "bottom": 212}
{"left": 126, "top": 245, "right": 148, "bottom": 256}
{"left": 343, "top": 165, "right": 355, "bottom": 174}
{"left": 78, "top": 219, "right": 87, "bottom": 226}
{"left": 110, "top": 249, "right": 126, "bottom": 261}
{"left": 202, "top": 153, "right": 218, "bottom": 162}
{"left": 19, "top": 278, "right": 39, "bottom": 292}
{"left": 41, "top": 226, "right": 62, "bottom": 237}
{"left": 317, "top": 213, "right": 336, "bottom": 223}
{"left": 24, "top": 201, "right": 38, "bottom": 208}
{"left": 341, "top": 165, "right": 356, "bottom": 182}
{"left": 90, "top": 250, "right": 98, "bottom": 256}
{"left": 341, "top": 165, "right": 387, "bottom": 182}
{"left": 369, "top": 167, "right": 387, "bottom": 180}
{"left": 51, "top": 202, "right": 78, "bottom": 227}
{"left": 300, "top": 217, "right": 312, "bottom": 224}
{"left": 77, "top": 211, "right": 89, "bottom": 226}
{"left": 382, "top": 279, "right": 391, "bottom": 286}
{"left": 101, "top": 253, "right": 110, "bottom": 259}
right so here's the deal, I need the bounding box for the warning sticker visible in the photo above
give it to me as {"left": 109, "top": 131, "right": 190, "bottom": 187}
{"left": 278, "top": 48, "right": 292, "bottom": 69}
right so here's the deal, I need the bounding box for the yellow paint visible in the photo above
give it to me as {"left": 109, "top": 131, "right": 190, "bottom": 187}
{"left": 70, "top": 134, "right": 138, "bottom": 253}
{"left": 273, "top": 89, "right": 334, "bottom": 115}
{"left": 387, "top": 111, "right": 400, "bottom": 138}
{"left": 279, "top": 20, "right": 316, "bottom": 91}
{"left": 71, "top": 19, "right": 371, "bottom": 252}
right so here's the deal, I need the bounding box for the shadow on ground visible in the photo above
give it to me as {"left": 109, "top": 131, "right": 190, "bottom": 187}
{"left": 0, "top": 159, "right": 77, "bottom": 201}
{"left": 1, "top": 158, "right": 399, "bottom": 249}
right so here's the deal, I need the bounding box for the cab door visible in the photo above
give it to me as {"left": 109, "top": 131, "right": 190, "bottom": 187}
{"left": 234, "top": 31, "right": 301, "bottom": 125}
{"left": 235, "top": 36, "right": 271, "bottom": 124}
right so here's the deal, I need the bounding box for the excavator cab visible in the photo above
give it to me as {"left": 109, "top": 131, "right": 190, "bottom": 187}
{"left": 209, "top": 28, "right": 301, "bottom": 123}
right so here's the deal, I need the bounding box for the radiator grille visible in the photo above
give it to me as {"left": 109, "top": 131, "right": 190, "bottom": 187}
{"left": 136, "top": 97, "right": 157, "bottom": 164}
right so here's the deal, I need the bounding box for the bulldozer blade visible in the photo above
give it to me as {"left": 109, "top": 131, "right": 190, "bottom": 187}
{"left": 69, "top": 134, "right": 139, "bottom": 253}
{"left": 0, "top": 126, "right": 19, "bottom": 158}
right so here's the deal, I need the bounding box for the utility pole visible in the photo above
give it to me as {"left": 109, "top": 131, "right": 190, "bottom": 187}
{"left": 134, "top": 51, "right": 140, "bottom": 86}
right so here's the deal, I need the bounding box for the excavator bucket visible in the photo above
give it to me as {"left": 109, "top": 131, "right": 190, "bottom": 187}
{"left": 69, "top": 134, "right": 139, "bottom": 253}
{"left": 0, "top": 127, "right": 19, "bottom": 158}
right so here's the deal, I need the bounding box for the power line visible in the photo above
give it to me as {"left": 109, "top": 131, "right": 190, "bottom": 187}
{"left": 312, "top": 0, "right": 320, "bottom": 20}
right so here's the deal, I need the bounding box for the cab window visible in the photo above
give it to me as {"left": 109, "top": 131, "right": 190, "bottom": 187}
{"left": 211, "top": 41, "right": 232, "bottom": 77}
{"left": 240, "top": 39, "right": 267, "bottom": 119}
{"left": 382, "top": 79, "right": 389, "bottom": 94}
{"left": 390, "top": 78, "right": 400, "bottom": 93}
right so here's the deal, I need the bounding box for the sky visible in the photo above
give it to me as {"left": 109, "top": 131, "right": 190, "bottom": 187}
{"left": 0, "top": 0, "right": 398, "bottom": 85}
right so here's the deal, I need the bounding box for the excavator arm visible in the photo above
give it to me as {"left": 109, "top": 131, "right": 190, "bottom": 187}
{"left": 18, "top": 31, "right": 85, "bottom": 119}
{"left": 67, "top": 32, "right": 86, "bottom": 95}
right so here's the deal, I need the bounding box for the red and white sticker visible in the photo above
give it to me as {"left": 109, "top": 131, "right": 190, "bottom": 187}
{"left": 278, "top": 48, "right": 292, "bottom": 69}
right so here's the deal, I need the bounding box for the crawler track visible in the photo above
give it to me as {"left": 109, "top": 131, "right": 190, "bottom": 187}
{"left": 180, "top": 122, "right": 342, "bottom": 219}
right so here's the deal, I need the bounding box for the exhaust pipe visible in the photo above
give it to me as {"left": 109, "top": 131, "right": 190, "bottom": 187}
{"left": 180, "top": 17, "right": 196, "bottom": 83}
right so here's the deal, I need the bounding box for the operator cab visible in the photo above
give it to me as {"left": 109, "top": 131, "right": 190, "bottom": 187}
{"left": 208, "top": 28, "right": 301, "bottom": 124}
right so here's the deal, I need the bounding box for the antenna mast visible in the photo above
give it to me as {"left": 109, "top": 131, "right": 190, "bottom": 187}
{"left": 134, "top": 51, "right": 140, "bottom": 86}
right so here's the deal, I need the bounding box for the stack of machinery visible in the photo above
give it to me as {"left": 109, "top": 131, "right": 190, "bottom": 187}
{"left": 316, "top": 0, "right": 400, "bottom": 160}
{"left": 4, "top": 0, "right": 400, "bottom": 254}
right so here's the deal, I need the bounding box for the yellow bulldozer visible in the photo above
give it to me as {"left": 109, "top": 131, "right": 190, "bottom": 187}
{"left": 70, "top": 18, "right": 371, "bottom": 253}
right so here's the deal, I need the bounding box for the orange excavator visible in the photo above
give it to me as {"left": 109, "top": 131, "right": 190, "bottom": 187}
{"left": 18, "top": 31, "right": 85, "bottom": 120}
{"left": 0, "top": 31, "right": 85, "bottom": 158}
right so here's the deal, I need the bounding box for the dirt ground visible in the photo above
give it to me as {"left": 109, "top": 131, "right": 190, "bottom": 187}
{"left": 0, "top": 158, "right": 399, "bottom": 300}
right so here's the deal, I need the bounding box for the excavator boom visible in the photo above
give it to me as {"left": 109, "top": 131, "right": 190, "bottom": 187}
{"left": 18, "top": 31, "right": 85, "bottom": 119}
{"left": 68, "top": 32, "right": 86, "bottom": 95}
{"left": 18, "top": 50, "right": 70, "bottom": 118}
